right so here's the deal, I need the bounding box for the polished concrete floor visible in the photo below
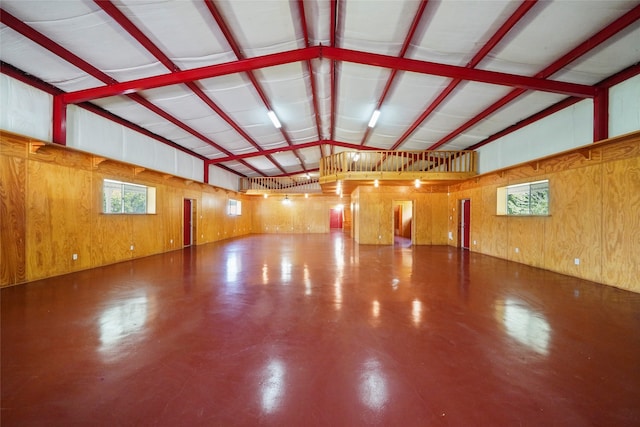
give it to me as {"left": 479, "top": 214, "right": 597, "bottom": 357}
{"left": 2, "top": 233, "right": 640, "bottom": 426}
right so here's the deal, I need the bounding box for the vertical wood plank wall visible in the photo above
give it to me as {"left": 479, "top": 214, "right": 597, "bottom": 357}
{"left": 1, "top": 131, "right": 253, "bottom": 287}
{"left": 446, "top": 132, "right": 640, "bottom": 293}
{"left": 2, "top": 130, "right": 639, "bottom": 293}
{"left": 252, "top": 195, "right": 347, "bottom": 234}
{"left": 352, "top": 186, "right": 449, "bottom": 245}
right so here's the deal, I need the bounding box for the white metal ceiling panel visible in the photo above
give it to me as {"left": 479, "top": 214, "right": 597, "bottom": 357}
{"left": 340, "top": 0, "right": 423, "bottom": 56}
{"left": 334, "top": 62, "right": 392, "bottom": 143}
{"left": 254, "top": 63, "right": 318, "bottom": 143}
{"left": 479, "top": 1, "right": 638, "bottom": 76}
{"left": 113, "top": 0, "right": 237, "bottom": 70}
{"left": 366, "top": 71, "right": 451, "bottom": 149}
{"left": 409, "top": 0, "right": 519, "bottom": 66}
{"left": 551, "top": 24, "right": 640, "bottom": 85}
{"left": 0, "top": 25, "right": 106, "bottom": 92}
{"left": 303, "top": 0, "right": 331, "bottom": 46}
{"left": 214, "top": 0, "right": 303, "bottom": 58}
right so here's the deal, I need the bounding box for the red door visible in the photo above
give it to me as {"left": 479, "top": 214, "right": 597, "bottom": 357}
{"left": 329, "top": 208, "right": 343, "bottom": 229}
{"left": 461, "top": 199, "right": 471, "bottom": 249}
{"left": 183, "top": 199, "right": 192, "bottom": 246}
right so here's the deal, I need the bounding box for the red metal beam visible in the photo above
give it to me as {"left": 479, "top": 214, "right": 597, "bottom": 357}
{"left": 208, "top": 141, "right": 323, "bottom": 164}
{"left": 391, "top": 0, "right": 537, "bottom": 149}
{"left": 593, "top": 87, "right": 609, "bottom": 142}
{"left": 1, "top": 8, "right": 258, "bottom": 174}
{"left": 203, "top": 1, "right": 307, "bottom": 173}
{"left": 329, "top": 0, "right": 338, "bottom": 150}
{"left": 360, "top": 0, "right": 430, "bottom": 147}
{"left": 96, "top": 1, "right": 279, "bottom": 175}
{"left": 52, "top": 95, "right": 67, "bottom": 145}
{"left": 322, "top": 47, "right": 594, "bottom": 98}
{"left": 62, "top": 47, "right": 319, "bottom": 104}
{"left": 427, "top": 3, "right": 640, "bottom": 150}
{"left": 297, "top": 0, "right": 324, "bottom": 160}
{"left": 208, "top": 139, "right": 383, "bottom": 165}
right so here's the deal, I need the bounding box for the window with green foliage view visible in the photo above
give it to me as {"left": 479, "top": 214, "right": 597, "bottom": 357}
{"left": 103, "top": 179, "right": 156, "bottom": 214}
{"left": 497, "top": 180, "right": 549, "bottom": 216}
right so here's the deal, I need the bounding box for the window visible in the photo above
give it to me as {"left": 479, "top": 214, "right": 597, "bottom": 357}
{"left": 103, "top": 179, "right": 156, "bottom": 214}
{"left": 228, "top": 198, "right": 242, "bottom": 216}
{"left": 497, "top": 180, "right": 549, "bottom": 216}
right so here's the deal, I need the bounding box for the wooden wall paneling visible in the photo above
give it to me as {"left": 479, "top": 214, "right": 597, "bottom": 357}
{"left": 200, "top": 191, "right": 216, "bottom": 242}
{"left": 26, "top": 161, "right": 93, "bottom": 280}
{"left": 352, "top": 189, "right": 360, "bottom": 242}
{"left": 430, "top": 193, "right": 449, "bottom": 245}
{"left": 413, "top": 193, "right": 433, "bottom": 245}
{"left": 130, "top": 208, "right": 164, "bottom": 258}
{"left": 478, "top": 185, "right": 508, "bottom": 258}
{"left": 358, "top": 190, "right": 393, "bottom": 245}
{"left": 544, "top": 167, "right": 602, "bottom": 283}
{"left": 1, "top": 156, "right": 26, "bottom": 286}
{"left": 91, "top": 173, "right": 134, "bottom": 266}
{"left": 447, "top": 193, "right": 458, "bottom": 247}
{"left": 601, "top": 156, "right": 640, "bottom": 292}
{"left": 507, "top": 217, "right": 546, "bottom": 268}
{"left": 162, "top": 185, "right": 182, "bottom": 251}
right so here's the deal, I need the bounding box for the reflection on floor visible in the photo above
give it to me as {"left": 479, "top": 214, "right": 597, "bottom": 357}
{"left": 2, "top": 233, "right": 640, "bottom": 426}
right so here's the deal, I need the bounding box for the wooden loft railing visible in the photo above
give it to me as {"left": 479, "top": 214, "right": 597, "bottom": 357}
{"left": 239, "top": 176, "right": 322, "bottom": 194}
{"left": 319, "top": 150, "right": 478, "bottom": 184}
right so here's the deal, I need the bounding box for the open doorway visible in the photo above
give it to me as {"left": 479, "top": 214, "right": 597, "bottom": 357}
{"left": 393, "top": 200, "right": 413, "bottom": 247}
{"left": 459, "top": 199, "right": 470, "bottom": 249}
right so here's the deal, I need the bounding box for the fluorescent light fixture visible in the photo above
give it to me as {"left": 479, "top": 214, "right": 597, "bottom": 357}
{"left": 267, "top": 110, "right": 282, "bottom": 128}
{"left": 368, "top": 110, "right": 381, "bottom": 128}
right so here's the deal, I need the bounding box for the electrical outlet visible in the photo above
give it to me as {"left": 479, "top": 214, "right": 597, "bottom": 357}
{"left": 130, "top": 245, "right": 134, "bottom": 251}
{"left": 515, "top": 247, "right": 519, "bottom": 253}
{"left": 473, "top": 240, "right": 477, "bottom": 245}
{"left": 72, "top": 253, "right": 78, "bottom": 260}
{"left": 574, "top": 258, "right": 580, "bottom": 265}
{"left": 170, "top": 239, "right": 173, "bottom": 244}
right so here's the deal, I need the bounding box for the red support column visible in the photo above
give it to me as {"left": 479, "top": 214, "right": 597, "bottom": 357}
{"left": 204, "top": 160, "right": 210, "bottom": 185}
{"left": 52, "top": 95, "right": 67, "bottom": 145}
{"left": 594, "top": 87, "right": 609, "bottom": 142}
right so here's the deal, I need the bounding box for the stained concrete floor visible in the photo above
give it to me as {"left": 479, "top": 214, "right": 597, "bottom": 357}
{"left": 2, "top": 233, "right": 640, "bottom": 426}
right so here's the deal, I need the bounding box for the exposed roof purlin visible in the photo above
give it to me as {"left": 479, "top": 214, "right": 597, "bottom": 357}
{"left": 96, "top": 0, "right": 268, "bottom": 177}
{"left": 391, "top": 0, "right": 538, "bottom": 150}
{"left": 203, "top": 0, "right": 307, "bottom": 174}
{"left": 329, "top": 0, "right": 338, "bottom": 153}
{"left": 360, "top": 0, "right": 430, "bottom": 147}
{"left": 297, "top": 0, "right": 324, "bottom": 160}
{"left": 0, "top": 8, "right": 251, "bottom": 172}
{"left": 427, "top": 3, "right": 640, "bottom": 151}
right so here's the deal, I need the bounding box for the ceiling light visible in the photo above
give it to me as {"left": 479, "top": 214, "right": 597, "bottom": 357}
{"left": 415, "top": 179, "right": 421, "bottom": 188}
{"left": 282, "top": 195, "right": 291, "bottom": 205}
{"left": 368, "top": 110, "right": 381, "bottom": 128}
{"left": 306, "top": 173, "right": 311, "bottom": 180}
{"left": 264, "top": 194, "right": 268, "bottom": 198}
{"left": 374, "top": 179, "right": 379, "bottom": 187}
{"left": 267, "top": 110, "right": 282, "bottom": 129}
{"left": 352, "top": 153, "right": 360, "bottom": 162}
